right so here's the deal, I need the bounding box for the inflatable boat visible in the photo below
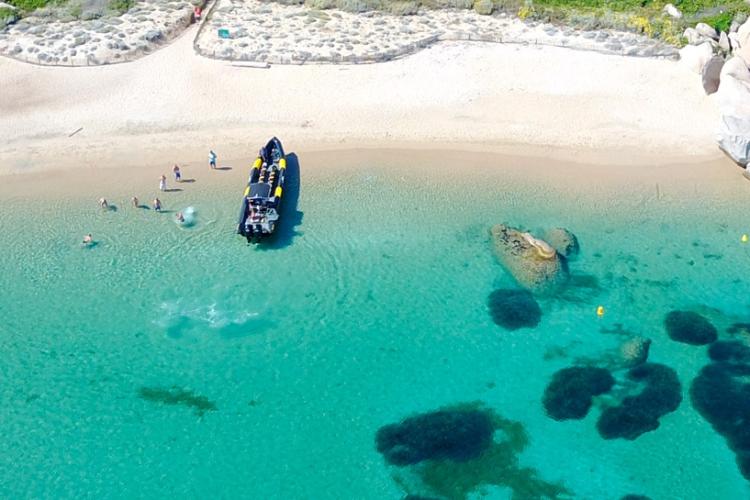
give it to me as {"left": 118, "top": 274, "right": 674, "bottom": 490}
{"left": 237, "top": 137, "right": 286, "bottom": 242}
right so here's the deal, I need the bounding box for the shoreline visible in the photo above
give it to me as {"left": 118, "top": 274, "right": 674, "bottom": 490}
{"left": 1, "top": 145, "right": 745, "bottom": 203}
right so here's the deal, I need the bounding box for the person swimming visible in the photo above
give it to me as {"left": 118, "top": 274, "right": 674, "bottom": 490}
{"left": 82, "top": 234, "right": 93, "bottom": 246}
{"left": 176, "top": 211, "right": 185, "bottom": 223}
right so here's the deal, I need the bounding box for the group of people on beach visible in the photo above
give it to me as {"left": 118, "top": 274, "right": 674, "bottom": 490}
{"left": 83, "top": 150, "right": 219, "bottom": 246}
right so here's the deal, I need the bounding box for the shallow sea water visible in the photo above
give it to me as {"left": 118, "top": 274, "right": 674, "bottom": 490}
{"left": 1, "top": 152, "right": 749, "bottom": 499}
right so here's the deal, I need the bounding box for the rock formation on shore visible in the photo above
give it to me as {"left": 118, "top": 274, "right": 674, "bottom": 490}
{"left": 679, "top": 15, "right": 750, "bottom": 169}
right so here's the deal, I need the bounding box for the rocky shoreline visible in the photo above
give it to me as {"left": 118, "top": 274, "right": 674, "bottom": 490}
{"left": 0, "top": 0, "right": 195, "bottom": 66}
{"left": 678, "top": 16, "right": 750, "bottom": 170}
{"left": 0, "top": 0, "right": 680, "bottom": 66}
{"left": 193, "top": 0, "right": 678, "bottom": 64}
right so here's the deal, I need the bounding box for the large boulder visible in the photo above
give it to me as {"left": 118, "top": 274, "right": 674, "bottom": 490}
{"left": 738, "top": 18, "right": 750, "bottom": 64}
{"left": 679, "top": 42, "right": 713, "bottom": 74}
{"left": 490, "top": 225, "right": 568, "bottom": 294}
{"left": 719, "top": 31, "right": 731, "bottom": 52}
{"left": 718, "top": 116, "right": 750, "bottom": 167}
{"left": 702, "top": 55, "right": 724, "bottom": 94}
{"left": 715, "top": 57, "right": 750, "bottom": 166}
{"left": 695, "top": 22, "right": 719, "bottom": 40}
{"left": 683, "top": 27, "right": 703, "bottom": 45}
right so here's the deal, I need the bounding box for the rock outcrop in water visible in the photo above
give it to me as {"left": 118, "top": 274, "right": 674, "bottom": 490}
{"left": 544, "top": 227, "right": 580, "bottom": 260}
{"left": 596, "top": 363, "right": 682, "bottom": 440}
{"left": 575, "top": 336, "right": 652, "bottom": 371}
{"left": 487, "top": 288, "right": 542, "bottom": 331}
{"left": 543, "top": 366, "right": 615, "bottom": 420}
{"left": 490, "top": 224, "right": 568, "bottom": 294}
{"left": 376, "top": 403, "right": 570, "bottom": 499}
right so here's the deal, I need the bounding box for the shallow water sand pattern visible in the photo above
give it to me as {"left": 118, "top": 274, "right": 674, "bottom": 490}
{"left": 0, "top": 158, "right": 749, "bottom": 497}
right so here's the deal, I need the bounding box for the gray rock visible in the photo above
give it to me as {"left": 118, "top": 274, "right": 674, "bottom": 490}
{"left": 71, "top": 36, "right": 88, "bottom": 47}
{"left": 718, "top": 115, "right": 750, "bottom": 166}
{"left": 604, "top": 41, "right": 622, "bottom": 51}
{"left": 738, "top": 18, "right": 750, "bottom": 64}
{"left": 683, "top": 27, "right": 703, "bottom": 45}
{"left": 716, "top": 57, "right": 750, "bottom": 166}
{"left": 719, "top": 31, "right": 730, "bottom": 52}
{"left": 695, "top": 22, "right": 718, "bottom": 40}
{"left": 143, "top": 29, "right": 163, "bottom": 42}
{"left": 701, "top": 55, "right": 724, "bottom": 95}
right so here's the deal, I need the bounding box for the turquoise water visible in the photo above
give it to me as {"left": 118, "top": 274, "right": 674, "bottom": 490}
{"left": 1, "top": 154, "right": 750, "bottom": 499}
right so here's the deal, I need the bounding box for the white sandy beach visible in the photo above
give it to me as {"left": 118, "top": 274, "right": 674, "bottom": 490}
{"left": 0, "top": 22, "right": 728, "bottom": 178}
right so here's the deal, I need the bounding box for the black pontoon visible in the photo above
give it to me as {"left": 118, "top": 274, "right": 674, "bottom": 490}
{"left": 237, "top": 137, "right": 287, "bottom": 243}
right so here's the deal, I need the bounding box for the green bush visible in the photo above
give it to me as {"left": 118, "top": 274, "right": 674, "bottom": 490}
{"left": 7, "top": 0, "right": 54, "bottom": 11}
{"left": 108, "top": 0, "right": 133, "bottom": 13}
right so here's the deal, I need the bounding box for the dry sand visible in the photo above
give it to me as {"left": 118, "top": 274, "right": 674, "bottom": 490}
{"left": 0, "top": 24, "right": 734, "bottom": 188}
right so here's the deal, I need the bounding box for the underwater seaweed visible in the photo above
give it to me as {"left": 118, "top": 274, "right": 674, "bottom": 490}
{"left": 138, "top": 386, "right": 217, "bottom": 416}
{"left": 664, "top": 310, "right": 718, "bottom": 346}
{"left": 597, "top": 363, "right": 682, "bottom": 440}
{"left": 543, "top": 366, "right": 615, "bottom": 421}
{"left": 376, "top": 402, "right": 571, "bottom": 500}
{"left": 487, "top": 289, "right": 542, "bottom": 331}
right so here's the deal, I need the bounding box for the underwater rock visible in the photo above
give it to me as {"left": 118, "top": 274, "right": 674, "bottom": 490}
{"left": 490, "top": 224, "right": 569, "bottom": 294}
{"left": 379, "top": 403, "right": 571, "bottom": 499}
{"left": 597, "top": 363, "right": 682, "bottom": 440}
{"left": 543, "top": 366, "right": 615, "bottom": 420}
{"left": 487, "top": 289, "right": 542, "bottom": 331}
{"left": 664, "top": 310, "right": 718, "bottom": 345}
{"left": 576, "top": 336, "right": 651, "bottom": 371}
{"left": 616, "top": 336, "right": 652, "bottom": 369}
{"left": 544, "top": 227, "right": 580, "bottom": 260}
{"left": 376, "top": 407, "right": 495, "bottom": 466}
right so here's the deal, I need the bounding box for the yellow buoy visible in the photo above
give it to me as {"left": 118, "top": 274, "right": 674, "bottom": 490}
{"left": 742, "top": 234, "right": 748, "bottom": 243}
{"left": 596, "top": 306, "right": 605, "bottom": 317}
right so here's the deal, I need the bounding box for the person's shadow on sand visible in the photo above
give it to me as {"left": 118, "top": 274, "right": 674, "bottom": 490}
{"left": 215, "top": 166, "right": 232, "bottom": 171}
{"left": 258, "top": 152, "right": 303, "bottom": 250}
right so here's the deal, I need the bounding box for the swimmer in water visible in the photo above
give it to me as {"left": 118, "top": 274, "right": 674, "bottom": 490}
{"left": 82, "top": 234, "right": 93, "bottom": 246}
{"left": 176, "top": 211, "right": 184, "bottom": 223}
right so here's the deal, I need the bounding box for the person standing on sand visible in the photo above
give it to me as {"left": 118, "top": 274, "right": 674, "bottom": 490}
{"left": 153, "top": 198, "right": 162, "bottom": 212}
{"left": 159, "top": 174, "right": 167, "bottom": 192}
{"left": 99, "top": 198, "right": 109, "bottom": 210}
{"left": 132, "top": 196, "right": 139, "bottom": 208}
{"left": 173, "top": 164, "right": 181, "bottom": 182}
{"left": 209, "top": 150, "right": 217, "bottom": 169}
